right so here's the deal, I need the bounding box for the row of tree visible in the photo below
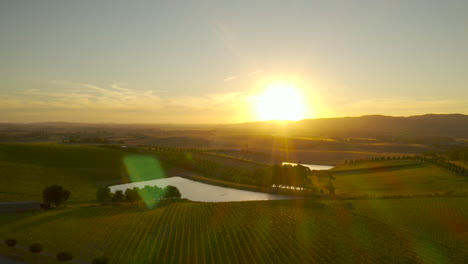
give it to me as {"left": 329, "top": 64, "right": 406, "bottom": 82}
{"left": 97, "top": 185, "right": 181, "bottom": 203}
{"left": 254, "top": 164, "right": 336, "bottom": 194}
{"left": 418, "top": 156, "right": 467, "bottom": 175}
{"left": 344, "top": 155, "right": 418, "bottom": 164}
{"left": 345, "top": 155, "right": 468, "bottom": 176}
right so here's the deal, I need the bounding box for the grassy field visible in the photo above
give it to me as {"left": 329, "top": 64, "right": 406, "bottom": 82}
{"left": 326, "top": 197, "right": 468, "bottom": 246}
{"left": 0, "top": 143, "right": 125, "bottom": 202}
{"left": 0, "top": 199, "right": 466, "bottom": 264}
{"left": 332, "top": 161, "right": 468, "bottom": 196}
{"left": 1, "top": 143, "right": 466, "bottom": 200}
{"left": 331, "top": 160, "right": 422, "bottom": 171}
{"left": 1, "top": 143, "right": 468, "bottom": 263}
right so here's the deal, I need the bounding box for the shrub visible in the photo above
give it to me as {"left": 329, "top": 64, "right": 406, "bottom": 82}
{"left": 29, "top": 243, "right": 42, "bottom": 253}
{"left": 97, "top": 187, "right": 111, "bottom": 203}
{"left": 43, "top": 185, "right": 71, "bottom": 207}
{"left": 112, "top": 190, "right": 124, "bottom": 202}
{"left": 57, "top": 251, "right": 73, "bottom": 262}
{"left": 164, "top": 185, "right": 181, "bottom": 199}
{"left": 92, "top": 257, "right": 110, "bottom": 264}
{"left": 125, "top": 188, "right": 139, "bottom": 203}
{"left": 5, "top": 238, "right": 17, "bottom": 247}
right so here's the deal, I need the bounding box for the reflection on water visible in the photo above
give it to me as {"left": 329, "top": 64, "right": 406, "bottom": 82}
{"left": 282, "top": 162, "right": 334, "bottom": 170}
{"left": 109, "top": 176, "right": 294, "bottom": 202}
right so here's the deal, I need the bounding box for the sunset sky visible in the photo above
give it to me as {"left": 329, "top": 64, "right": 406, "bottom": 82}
{"left": 1, "top": 0, "right": 467, "bottom": 123}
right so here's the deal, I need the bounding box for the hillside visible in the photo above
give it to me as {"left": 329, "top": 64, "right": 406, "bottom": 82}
{"left": 332, "top": 160, "right": 468, "bottom": 196}
{"left": 0, "top": 143, "right": 125, "bottom": 202}
{"left": 223, "top": 114, "right": 468, "bottom": 139}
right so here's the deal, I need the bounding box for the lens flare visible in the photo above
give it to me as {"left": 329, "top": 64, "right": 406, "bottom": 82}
{"left": 124, "top": 154, "right": 166, "bottom": 208}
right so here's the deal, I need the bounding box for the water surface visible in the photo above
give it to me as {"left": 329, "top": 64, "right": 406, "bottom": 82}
{"left": 282, "top": 162, "right": 334, "bottom": 170}
{"left": 109, "top": 176, "right": 294, "bottom": 202}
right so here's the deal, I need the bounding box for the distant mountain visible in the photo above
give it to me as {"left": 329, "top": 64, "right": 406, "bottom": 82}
{"left": 225, "top": 114, "right": 468, "bottom": 139}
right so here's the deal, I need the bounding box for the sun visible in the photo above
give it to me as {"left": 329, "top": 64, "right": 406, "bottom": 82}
{"left": 255, "top": 83, "right": 306, "bottom": 121}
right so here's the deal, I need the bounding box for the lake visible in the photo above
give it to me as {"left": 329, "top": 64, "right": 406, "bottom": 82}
{"left": 282, "top": 162, "right": 334, "bottom": 170}
{"left": 109, "top": 176, "right": 294, "bottom": 202}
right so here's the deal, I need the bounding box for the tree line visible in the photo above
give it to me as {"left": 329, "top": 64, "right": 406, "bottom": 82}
{"left": 345, "top": 154, "right": 467, "bottom": 176}
{"left": 97, "top": 185, "right": 181, "bottom": 203}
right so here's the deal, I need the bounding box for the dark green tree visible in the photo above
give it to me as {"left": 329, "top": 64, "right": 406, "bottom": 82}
{"left": 96, "top": 187, "right": 111, "bottom": 203}
{"left": 29, "top": 243, "right": 42, "bottom": 253}
{"left": 164, "top": 185, "right": 181, "bottom": 199}
{"left": 42, "top": 185, "right": 71, "bottom": 208}
{"left": 5, "top": 238, "right": 17, "bottom": 247}
{"left": 112, "top": 190, "right": 124, "bottom": 202}
{"left": 125, "top": 188, "right": 139, "bottom": 203}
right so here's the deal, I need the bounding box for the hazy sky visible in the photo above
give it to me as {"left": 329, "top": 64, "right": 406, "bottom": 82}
{"left": 1, "top": 0, "right": 467, "bottom": 123}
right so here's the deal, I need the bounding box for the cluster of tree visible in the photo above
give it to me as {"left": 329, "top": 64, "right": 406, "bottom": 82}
{"left": 423, "top": 147, "right": 468, "bottom": 162}
{"left": 97, "top": 185, "right": 181, "bottom": 203}
{"left": 42, "top": 185, "right": 70, "bottom": 208}
{"left": 254, "top": 164, "right": 336, "bottom": 194}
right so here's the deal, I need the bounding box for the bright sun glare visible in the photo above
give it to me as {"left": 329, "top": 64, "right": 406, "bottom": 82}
{"left": 256, "top": 83, "right": 306, "bottom": 121}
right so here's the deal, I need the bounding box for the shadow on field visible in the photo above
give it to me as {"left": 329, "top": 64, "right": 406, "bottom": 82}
{"left": 334, "top": 163, "right": 425, "bottom": 175}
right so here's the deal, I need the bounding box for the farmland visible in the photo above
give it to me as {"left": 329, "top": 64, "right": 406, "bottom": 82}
{"left": 1, "top": 143, "right": 468, "bottom": 263}
{"left": 1, "top": 198, "right": 466, "bottom": 264}
{"left": 0, "top": 143, "right": 124, "bottom": 202}
{"left": 332, "top": 161, "right": 468, "bottom": 196}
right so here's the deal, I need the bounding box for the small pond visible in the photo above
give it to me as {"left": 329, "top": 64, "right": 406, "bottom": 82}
{"left": 282, "top": 162, "right": 334, "bottom": 170}
{"left": 109, "top": 176, "right": 294, "bottom": 202}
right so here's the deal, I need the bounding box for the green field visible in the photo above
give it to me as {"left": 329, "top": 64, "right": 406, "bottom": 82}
{"left": 326, "top": 197, "right": 468, "bottom": 246}
{"left": 0, "top": 143, "right": 124, "bottom": 202}
{"left": 1, "top": 143, "right": 468, "bottom": 263}
{"left": 1, "top": 199, "right": 467, "bottom": 264}
{"left": 332, "top": 160, "right": 421, "bottom": 171}
{"left": 332, "top": 161, "right": 468, "bottom": 196}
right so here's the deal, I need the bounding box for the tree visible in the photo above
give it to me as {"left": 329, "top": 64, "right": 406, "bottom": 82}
{"left": 164, "top": 185, "right": 181, "bottom": 199}
{"left": 5, "top": 238, "right": 17, "bottom": 247}
{"left": 112, "top": 190, "right": 124, "bottom": 202}
{"left": 29, "top": 243, "right": 42, "bottom": 253}
{"left": 29, "top": 243, "right": 42, "bottom": 263}
{"left": 96, "top": 187, "right": 111, "bottom": 203}
{"left": 312, "top": 170, "right": 336, "bottom": 195}
{"left": 125, "top": 188, "right": 139, "bottom": 203}
{"left": 57, "top": 252, "right": 73, "bottom": 262}
{"left": 42, "top": 185, "right": 71, "bottom": 208}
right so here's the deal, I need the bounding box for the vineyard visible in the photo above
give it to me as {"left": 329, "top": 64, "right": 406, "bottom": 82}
{"left": 1, "top": 198, "right": 467, "bottom": 263}
{"left": 332, "top": 162, "right": 468, "bottom": 196}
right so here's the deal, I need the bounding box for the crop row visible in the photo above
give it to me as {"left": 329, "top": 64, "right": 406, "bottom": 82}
{"left": 2, "top": 200, "right": 466, "bottom": 263}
